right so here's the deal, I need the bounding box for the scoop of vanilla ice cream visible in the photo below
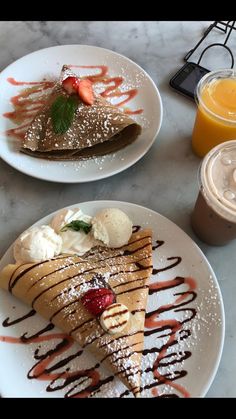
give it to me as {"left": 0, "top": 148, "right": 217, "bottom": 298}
{"left": 91, "top": 208, "right": 133, "bottom": 248}
{"left": 51, "top": 208, "right": 98, "bottom": 255}
{"left": 13, "top": 225, "right": 62, "bottom": 263}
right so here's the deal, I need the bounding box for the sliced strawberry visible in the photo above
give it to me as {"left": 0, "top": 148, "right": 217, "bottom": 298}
{"left": 77, "top": 79, "right": 94, "bottom": 105}
{"left": 81, "top": 288, "right": 115, "bottom": 316}
{"left": 62, "top": 76, "right": 80, "bottom": 95}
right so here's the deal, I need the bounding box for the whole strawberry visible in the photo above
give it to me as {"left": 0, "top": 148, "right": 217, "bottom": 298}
{"left": 81, "top": 288, "right": 115, "bottom": 316}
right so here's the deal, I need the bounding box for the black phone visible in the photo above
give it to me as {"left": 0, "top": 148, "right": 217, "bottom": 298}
{"left": 169, "top": 62, "right": 210, "bottom": 100}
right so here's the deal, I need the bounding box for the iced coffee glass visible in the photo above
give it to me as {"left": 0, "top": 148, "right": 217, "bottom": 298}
{"left": 192, "top": 69, "right": 236, "bottom": 158}
{"left": 191, "top": 140, "right": 236, "bottom": 245}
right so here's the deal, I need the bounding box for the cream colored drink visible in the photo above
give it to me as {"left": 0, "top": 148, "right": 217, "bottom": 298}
{"left": 191, "top": 140, "right": 236, "bottom": 245}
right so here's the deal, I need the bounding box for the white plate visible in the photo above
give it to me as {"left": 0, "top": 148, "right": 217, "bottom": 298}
{"left": 0, "top": 201, "right": 224, "bottom": 398}
{"left": 0, "top": 45, "right": 162, "bottom": 183}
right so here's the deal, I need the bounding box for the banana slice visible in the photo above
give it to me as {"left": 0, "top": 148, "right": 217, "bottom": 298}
{"left": 100, "top": 303, "right": 130, "bottom": 334}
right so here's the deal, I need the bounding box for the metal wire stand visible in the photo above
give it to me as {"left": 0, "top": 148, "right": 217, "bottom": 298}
{"left": 184, "top": 21, "right": 236, "bottom": 69}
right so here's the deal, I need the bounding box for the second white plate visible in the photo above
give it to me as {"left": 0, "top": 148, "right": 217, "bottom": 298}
{"left": 0, "top": 201, "right": 224, "bottom": 397}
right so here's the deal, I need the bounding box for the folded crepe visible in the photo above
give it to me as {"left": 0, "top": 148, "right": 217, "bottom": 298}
{"left": 21, "top": 65, "right": 142, "bottom": 160}
{"left": 0, "top": 228, "right": 153, "bottom": 397}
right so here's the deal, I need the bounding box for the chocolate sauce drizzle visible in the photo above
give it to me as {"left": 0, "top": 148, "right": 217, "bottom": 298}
{"left": 132, "top": 225, "right": 141, "bottom": 233}
{"left": 2, "top": 309, "right": 36, "bottom": 327}
{"left": 152, "top": 256, "right": 182, "bottom": 275}
{"left": 21, "top": 323, "right": 55, "bottom": 343}
{"left": 1, "top": 234, "right": 197, "bottom": 398}
{"left": 152, "top": 240, "right": 164, "bottom": 250}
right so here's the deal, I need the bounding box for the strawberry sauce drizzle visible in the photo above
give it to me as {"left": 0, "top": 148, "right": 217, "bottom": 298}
{"left": 3, "top": 65, "right": 143, "bottom": 141}
{"left": 145, "top": 266, "right": 197, "bottom": 397}
{"left": 4, "top": 79, "right": 55, "bottom": 140}
{"left": 6, "top": 78, "right": 54, "bottom": 87}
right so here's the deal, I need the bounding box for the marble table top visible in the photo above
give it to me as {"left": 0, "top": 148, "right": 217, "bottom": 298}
{"left": 0, "top": 21, "right": 235, "bottom": 398}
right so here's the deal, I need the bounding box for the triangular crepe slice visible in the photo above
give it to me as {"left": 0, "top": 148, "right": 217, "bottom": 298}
{"left": 21, "top": 65, "right": 142, "bottom": 160}
{"left": 0, "top": 229, "right": 152, "bottom": 397}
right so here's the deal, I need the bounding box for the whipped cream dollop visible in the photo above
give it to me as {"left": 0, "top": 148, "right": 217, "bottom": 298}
{"left": 13, "top": 225, "right": 62, "bottom": 263}
{"left": 51, "top": 208, "right": 99, "bottom": 255}
{"left": 92, "top": 208, "right": 133, "bottom": 248}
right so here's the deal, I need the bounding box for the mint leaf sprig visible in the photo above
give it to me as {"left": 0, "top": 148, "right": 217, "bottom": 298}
{"left": 60, "top": 220, "right": 92, "bottom": 234}
{"left": 50, "top": 95, "right": 79, "bottom": 135}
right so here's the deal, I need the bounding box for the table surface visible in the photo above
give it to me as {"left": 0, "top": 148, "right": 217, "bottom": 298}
{"left": 0, "top": 21, "right": 235, "bottom": 398}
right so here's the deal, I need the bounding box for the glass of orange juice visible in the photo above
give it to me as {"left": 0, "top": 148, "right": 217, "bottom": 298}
{"left": 192, "top": 69, "right": 236, "bottom": 158}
